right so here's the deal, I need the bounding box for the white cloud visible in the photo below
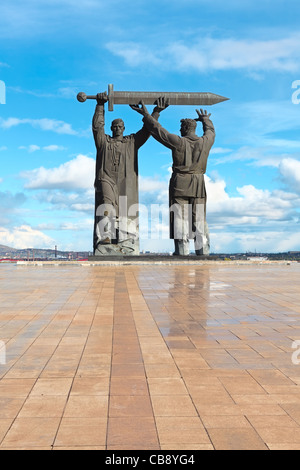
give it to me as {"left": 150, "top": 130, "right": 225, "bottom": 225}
{"left": 34, "top": 189, "right": 94, "bottom": 213}
{"left": 279, "top": 158, "right": 300, "bottom": 193}
{"left": 21, "top": 154, "right": 94, "bottom": 190}
{"left": 210, "top": 229, "right": 300, "bottom": 254}
{"left": 211, "top": 147, "right": 232, "bottom": 155}
{"left": 106, "top": 33, "right": 300, "bottom": 73}
{"left": 0, "top": 117, "right": 77, "bottom": 135}
{"left": 206, "top": 176, "right": 298, "bottom": 223}
{"left": 19, "top": 144, "right": 42, "bottom": 153}
{"left": 106, "top": 42, "right": 162, "bottom": 67}
{"left": 0, "top": 225, "right": 54, "bottom": 249}
{"left": 43, "top": 145, "right": 66, "bottom": 151}
{"left": 29, "top": 144, "right": 40, "bottom": 152}
{"left": 212, "top": 146, "right": 274, "bottom": 166}
{"left": 0, "top": 191, "right": 27, "bottom": 224}
{"left": 69, "top": 203, "right": 94, "bottom": 212}
{"left": 203, "top": 174, "right": 300, "bottom": 252}
{"left": 60, "top": 219, "right": 94, "bottom": 231}
{"left": 139, "top": 176, "right": 168, "bottom": 193}
{"left": 19, "top": 144, "right": 67, "bottom": 153}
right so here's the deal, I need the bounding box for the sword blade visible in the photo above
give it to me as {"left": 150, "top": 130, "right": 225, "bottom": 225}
{"left": 113, "top": 91, "right": 229, "bottom": 106}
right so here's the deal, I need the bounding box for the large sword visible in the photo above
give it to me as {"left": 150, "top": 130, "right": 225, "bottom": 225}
{"left": 77, "top": 83, "right": 229, "bottom": 111}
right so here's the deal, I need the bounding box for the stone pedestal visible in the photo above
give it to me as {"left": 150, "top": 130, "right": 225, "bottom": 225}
{"left": 94, "top": 238, "right": 139, "bottom": 256}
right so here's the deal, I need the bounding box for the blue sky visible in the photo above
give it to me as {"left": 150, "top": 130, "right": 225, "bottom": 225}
{"left": 0, "top": 0, "right": 300, "bottom": 253}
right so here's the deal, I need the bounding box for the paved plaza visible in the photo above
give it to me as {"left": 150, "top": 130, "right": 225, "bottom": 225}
{"left": 0, "top": 261, "right": 300, "bottom": 450}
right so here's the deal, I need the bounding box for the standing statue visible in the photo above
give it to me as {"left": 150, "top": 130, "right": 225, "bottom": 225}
{"left": 77, "top": 84, "right": 227, "bottom": 256}
{"left": 92, "top": 94, "right": 161, "bottom": 255}
{"left": 131, "top": 99, "right": 215, "bottom": 256}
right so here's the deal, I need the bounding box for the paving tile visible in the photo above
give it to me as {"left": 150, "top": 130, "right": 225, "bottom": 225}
{"left": 201, "top": 415, "right": 252, "bottom": 429}
{"left": 109, "top": 395, "right": 153, "bottom": 417}
{"left": 255, "top": 427, "right": 300, "bottom": 445}
{"left": 63, "top": 396, "right": 108, "bottom": 418}
{"left": 1, "top": 418, "right": 60, "bottom": 448}
{"left": 54, "top": 418, "right": 107, "bottom": 447}
{"left": 160, "top": 443, "right": 214, "bottom": 450}
{"left": 219, "top": 376, "right": 267, "bottom": 395}
{"left": 0, "top": 398, "right": 25, "bottom": 419}
{"left": 267, "top": 443, "right": 300, "bottom": 450}
{"left": 53, "top": 446, "right": 106, "bottom": 450}
{"left": 107, "top": 444, "right": 160, "bottom": 450}
{"left": 148, "top": 378, "right": 188, "bottom": 395}
{"left": 0, "top": 446, "right": 52, "bottom": 450}
{"left": 144, "top": 363, "right": 181, "bottom": 378}
{"left": 281, "top": 404, "right": 300, "bottom": 425}
{"left": 155, "top": 417, "right": 211, "bottom": 445}
{"left": 151, "top": 395, "right": 198, "bottom": 417}
{"left": 111, "top": 363, "right": 145, "bottom": 377}
{"left": 208, "top": 427, "right": 268, "bottom": 450}
{"left": 247, "top": 414, "right": 299, "bottom": 429}
{"left": 30, "top": 378, "right": 73, "bottom": 396}
{"left": 248, "top": 369, "right": 296, "bottom": 386}
{"left": 70, "top": 377, "right": 109, "bottom": 396}
{"left": 192, "top": 390, "right": 235, "bottom": 407}
{"left": 18, "top": 396, "right": 67, "bottom": 418}
{"left": 110, "top": 377, "right": 148, "bottom": 396}
{"left": 231, "top": 394, "right": 277, "bottom": 405}
{"left": 240, "top": 404, "right": 287, "bottom": 416}
{"left": 107, "top": 417, "right": 159, "bottom": 448}
{"left": 0, "top": 419, "right": 13, "bottom": 442}
{"left": 173, "top": 356, "right": 210, "bottom": 369}
{"left": 0, "top": 379, "right": 36, "bottom": 397}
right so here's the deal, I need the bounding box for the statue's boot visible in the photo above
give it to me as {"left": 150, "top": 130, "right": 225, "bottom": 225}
{"left": 173, "top": 240, "right": 189, "bottom": 256}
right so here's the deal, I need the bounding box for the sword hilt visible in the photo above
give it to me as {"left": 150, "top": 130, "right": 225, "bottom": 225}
{"left": 77, "top": 91, "right": 105, "bottom": 102}
{"left": 77, "top": 85, "right": 115, "bottom": 111}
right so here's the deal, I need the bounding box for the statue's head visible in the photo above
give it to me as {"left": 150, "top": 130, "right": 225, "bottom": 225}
{"left": 180, "top": 118, "right": 197, "bottom": 137}
{"left": 111, "top": 118, "right": 125, "bottom": 139}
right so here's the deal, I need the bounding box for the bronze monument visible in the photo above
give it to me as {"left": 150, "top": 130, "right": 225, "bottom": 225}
{"left": 77, "top": 84, "right": 228, "bottom": 256}
{"left": 131, "top": 100, "right": 215, "bottom": 255}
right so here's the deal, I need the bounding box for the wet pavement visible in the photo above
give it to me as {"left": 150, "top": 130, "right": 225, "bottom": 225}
{"left": 0, "top": 262, "right": 300, "bottom": 450}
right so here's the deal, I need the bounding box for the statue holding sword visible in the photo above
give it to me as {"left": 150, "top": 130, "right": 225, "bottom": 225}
{"left": 91, "top": 93, "right": 162, "bottom": 255}
{"left": 77, "top": 84, "right": 227, "bottom": 256}
{"left": 130, "top": 99, "right": 215, "bottom": 256}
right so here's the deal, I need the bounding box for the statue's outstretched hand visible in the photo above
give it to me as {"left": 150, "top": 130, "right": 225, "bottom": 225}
{"left": 153, "top": 96, "right": 170, "bottom": 113}
{"left": 130, "top": 101, "right": 149, "bottom": 116}
{"left": 195, "top": 109, "right": 211, "bottom": 121}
